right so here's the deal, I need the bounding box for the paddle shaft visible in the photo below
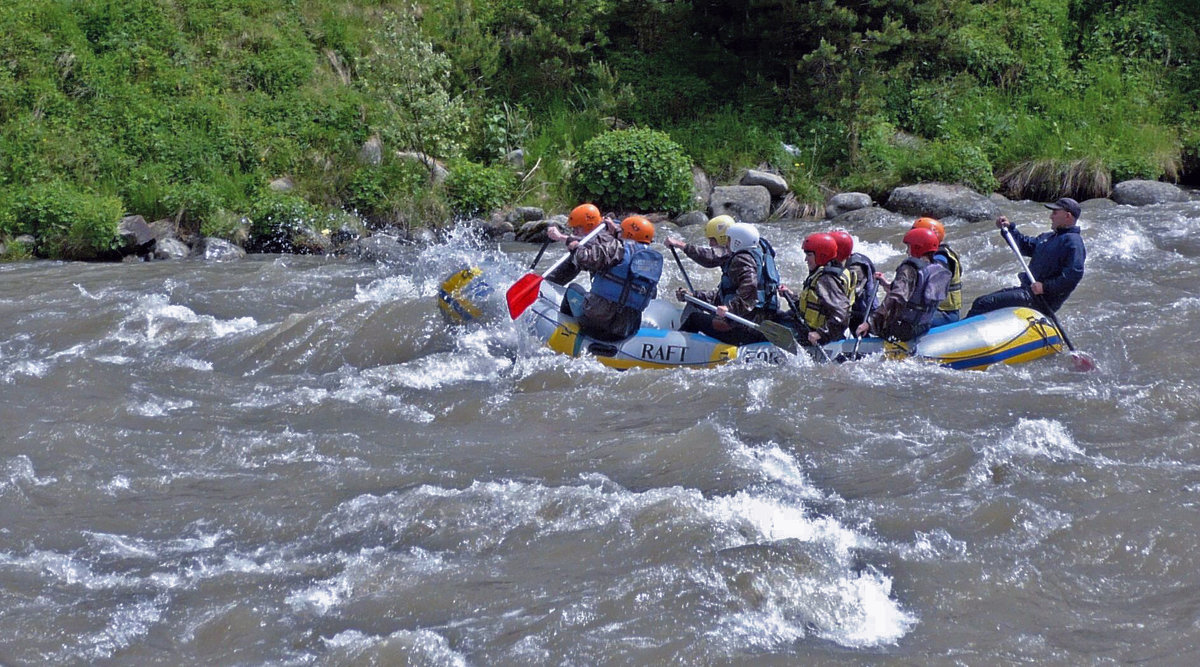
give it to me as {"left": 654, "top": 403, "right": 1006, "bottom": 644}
{"left": 682, "top": 294, "right": 762, "bottom": 331}
{"left": 779, "top": 289, "right": 832, "bottom": 361}
{"left": 1001, "top": 227, "right": 1081, "bottom": 353}
{"left": 528, "top": 238, "right": 551, "bottom": 270}
{"left": 669, "top": 245, "right": 696, "bottom": 293}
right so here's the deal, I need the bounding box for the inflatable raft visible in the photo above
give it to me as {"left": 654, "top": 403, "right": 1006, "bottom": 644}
{"left": 439, "top": 268, "right": 1066, "bottom": 371}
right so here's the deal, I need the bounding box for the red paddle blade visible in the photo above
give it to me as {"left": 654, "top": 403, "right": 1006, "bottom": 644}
{"left": 1070, "top": 352, "right": 1097, "bottom": 372}
{"left": 506, "top": 273, "right": 543, "bottom": 319}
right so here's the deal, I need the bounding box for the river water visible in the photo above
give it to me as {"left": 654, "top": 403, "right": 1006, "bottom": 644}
{"left": 2, "top": 195, "right": 1199, "bottom": 664}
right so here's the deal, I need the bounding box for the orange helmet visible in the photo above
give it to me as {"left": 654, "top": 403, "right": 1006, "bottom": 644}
{"left": 802, "top": 233, "right": 839, "bottom": 266}
{"left": 828, "top": 230, "right": 854, "bottom": 263}
{"left": 620, "top": 215, "right": 655, "bottom": 243}
{"left": 911, "top": 217, "right": 945, "bottom": 243}
{"left": 568, "top": 203, "right": 603, "bottom": 233}
{"left": 903, "top": 227, "right": 941, "bottom": 258}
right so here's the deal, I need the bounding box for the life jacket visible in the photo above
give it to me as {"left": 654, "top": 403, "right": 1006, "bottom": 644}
{"left": 589, "top": 240, "right": 663, "bottom": 312}
{"left": 846, "top": 252, "right": 878, "bottom": 325}
{"left": 717, "top": 239, "right": 780, "bottom": 314}
{"left": 934, "top": 243, "right": 962, "bottom": 313}
{"left": 799, "top": 264, "right": 852, "bottom": 332}
{"left": 888, "top": 257, "right": 952, "bottom": 341}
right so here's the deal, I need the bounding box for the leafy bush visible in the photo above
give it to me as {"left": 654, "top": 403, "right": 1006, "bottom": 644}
{"left": 346, "top": 157, "right": 429, "bottom": 223}
{"left": 444, "top": 160, "right": 518, "bottom": 217}
{"left": 15, "top": 181, "right": 123, "bottom": 260}
{"left": 897, "top": 139, "right": 1000, "bottom": 193}
{"left": 572, "top": 128, "right": 692, "bottom": 213}
{"left": 247, "top": 192, "right": 319, "bottom": 252}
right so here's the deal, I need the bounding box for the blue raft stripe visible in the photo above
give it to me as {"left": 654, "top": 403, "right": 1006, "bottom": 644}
{"left": 940, "top": 336, "right": 1062, "bottom": 370}
{"left": 437, "top": 288, "right": 475, "bottom": 322}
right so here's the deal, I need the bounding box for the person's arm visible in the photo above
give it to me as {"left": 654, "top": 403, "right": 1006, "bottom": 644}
{"left": 868, "top": 263, "right": 916, "bottom": 335}
{"left": 722, "top": 253, "right": 760, "bottom": 318}
{"left": 683, "top": 244, "right": 730, "bottom": 268}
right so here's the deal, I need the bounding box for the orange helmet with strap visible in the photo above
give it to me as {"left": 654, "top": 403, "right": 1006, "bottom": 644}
{"left": 911, "top": 217, "right": 945, "bottom": 243}
{"left": 620, "top": 215, "right": 655, "bottom": 243}
{"left": 903, "top": 227, "right": 940, "bottom": 258}
{"left": 568, "top": 204, "right": 603, "bottom": 233}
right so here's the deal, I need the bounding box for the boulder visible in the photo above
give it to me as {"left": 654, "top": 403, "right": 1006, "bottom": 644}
{"left": 396, "top": 151, "right": 448, "bottom": 184}
{"left": 1112, "top": 180, "right": 1187, "bottom": 206}
{"left": 513, "top": 206, "right": 544, "bottom": 223}
{"left": 829, "top": 206, "right": 910, "bottom": 228}
{"left": 504, "top": 149, "right": 525, "bottom": 170}
{"left": 885, "top": 183, "right": 999, "bottom": 223}
{"left": 673, "top": 210, "right": 708, "bottom": 227}
{"left": 691, "top": 166, "right": 712, "bottom": 211}
{"left": 825, "top": 192, "right": 873, "bottom": 218}
{"left": 358, "top": 135, "right": 383, "bottom": 166}
{"left": 740, "top": 169, "right": 789, "bottom": 198}
{"left": 475, "top": 216, "right": 515, "bottom": 240}
{"left": 154, "top": 237, "right": 191, "bottom": 260}
{"left": 516, "top": 219, "right": 558, "bottom": 243}
{"left": 709, "top": 185, "right": 772, "bottom": 224}
{"left": 197, "top": 237, "right": 246, "bottom": 261}
{"left": 268, "top": 177, "right": 295, "bottom": 192}
{"left": 117, "top": 215, "right": 157, "bottom": 258}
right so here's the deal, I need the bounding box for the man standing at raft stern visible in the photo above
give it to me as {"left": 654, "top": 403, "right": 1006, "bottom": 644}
{"left": 966, "top": 198, "right": 1086, "bottom": 318}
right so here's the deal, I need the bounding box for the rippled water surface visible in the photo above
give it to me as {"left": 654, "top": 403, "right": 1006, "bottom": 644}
{"left": 3, "top": 196, "right": 1200, "bottom": 664}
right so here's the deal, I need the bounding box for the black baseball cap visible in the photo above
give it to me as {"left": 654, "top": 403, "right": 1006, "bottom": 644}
{"left": 1045, "top": 197, "right": 1081, "bottom": 219}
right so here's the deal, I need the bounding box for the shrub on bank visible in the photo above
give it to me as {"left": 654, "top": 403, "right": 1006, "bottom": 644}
{"left": 444, "top": 160, "right": 518, "bottom": 217}
{"left": 573, "top": 128, "right": 692, "bottom": 213}
{"left": 10, "top": 181, "right": 123, "bottom": 260}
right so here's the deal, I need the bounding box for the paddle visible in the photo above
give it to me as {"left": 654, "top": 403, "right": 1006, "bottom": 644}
{"left": 507, "top": 224, "right": 606, "bottom": 319}
{"left": 682, "top": 294, "right": 798, "bottom": 354}
{"left": 668, "top": 245, "right": 697, "bottom": 293}
{"left": 528, "top": 238, "right": 551, "bottom": 270}
{"left": 1001, "top": 226, "right": 1096, "bottom": 371}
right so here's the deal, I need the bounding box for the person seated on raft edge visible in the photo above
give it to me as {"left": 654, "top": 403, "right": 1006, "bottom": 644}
{"left": 665, "top": 221, "right": 781, "bottom": 347}
{"left": 911, "top": 217, "right": 963, "bottom": 327}
{"left": 965, "top": 197, "right": 1086, "bottom": 319}
{"left": 560, "top": 215, "right": 663, "bottom": 342}
{"left": 778, "top": 232, "right": 850, "bottom": 347}
{"left": 855, "top": 226, "right": 952, "bottom": 343}
{"left": 545, "top": 203, "right": 619, "bottom": 291}
{"left": 829, "top": 229, "right": 880, "bottom": 335}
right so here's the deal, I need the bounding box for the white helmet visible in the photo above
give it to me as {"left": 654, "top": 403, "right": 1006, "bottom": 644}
{"left": 726, "top": 223, "right": 760, "bottom": 253}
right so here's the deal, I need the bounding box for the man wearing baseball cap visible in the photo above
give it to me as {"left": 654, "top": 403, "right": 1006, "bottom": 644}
{"left": 965, "top": 197, "right": 1086, "bottom": 318}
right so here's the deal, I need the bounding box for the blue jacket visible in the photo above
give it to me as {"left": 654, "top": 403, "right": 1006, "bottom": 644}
{"left": 1009, "top": 225, "right": 1086, "bottom": 311}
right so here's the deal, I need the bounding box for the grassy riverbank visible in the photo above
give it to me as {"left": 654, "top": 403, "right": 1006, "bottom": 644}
{"left": 1, "top": 0, "right": 1197, "bottom": 259}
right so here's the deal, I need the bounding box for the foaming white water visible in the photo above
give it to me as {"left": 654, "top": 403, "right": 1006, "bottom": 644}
{"left": 312, "top": 458, "right": 913, "bottom": 651}
{"left": 2, "top": 455, "right": 56, "bottom": 492}
{"left": 117, "top": 293, "right": 259, "bottom": 346}
{"left": 323, "top": 627, "right": 468, "bottom": 666}
{"left": 353, "top": 273, "right": 422, "bottom": 303}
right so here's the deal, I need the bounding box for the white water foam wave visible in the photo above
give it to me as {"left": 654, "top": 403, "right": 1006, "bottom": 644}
{"left": 308, "top": 465, "right": 912, "bottom": 651}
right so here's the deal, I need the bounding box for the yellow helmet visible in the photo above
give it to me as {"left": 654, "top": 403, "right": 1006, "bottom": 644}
{"left": 705, "top": 215, "right": 734, "bottom": 245}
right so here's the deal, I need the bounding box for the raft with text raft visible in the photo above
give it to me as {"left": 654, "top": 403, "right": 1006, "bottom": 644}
{"left": 439, "top": 267, "right": 1067, "bottom": 371}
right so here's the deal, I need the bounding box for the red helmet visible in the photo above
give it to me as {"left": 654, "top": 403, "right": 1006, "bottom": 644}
{"left": 911, "top": 217, "right": 945, "bottom": 243}
{"left": 620, "top": 215, "right": 655, "bottom": 243}
{"left": 829, "top": 230, "right": 854, "bottom": 262}
{"left": 802, "top": 233, "right": 839, "bottom": 266}
{"left": 568, "top": 204, "right": 602, "bottom": 233}
{"left": 903, "top": 227, "right": 941, "bottom": 258}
